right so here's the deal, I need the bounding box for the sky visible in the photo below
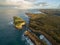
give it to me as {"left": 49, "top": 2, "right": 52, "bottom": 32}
{"left": 0, "top": 0, "right": 60, "bottom": 9}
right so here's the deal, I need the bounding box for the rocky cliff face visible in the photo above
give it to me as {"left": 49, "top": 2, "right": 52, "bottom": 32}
{"left": 26, "top": 13, "right": 60, "bottom": 45}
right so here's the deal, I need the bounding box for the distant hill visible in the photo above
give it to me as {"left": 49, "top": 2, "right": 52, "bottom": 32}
{"left": 40, "top": 9, "right": 60, "bottom": 16}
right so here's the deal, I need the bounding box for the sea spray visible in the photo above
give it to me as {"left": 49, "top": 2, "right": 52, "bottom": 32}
{"left": 39, "top": 35, "right": 52, "bottom": 45}
{"left": 8, "top": 21, "right": 13, "bottom": 25}
{"left": 21, "top": 34, "right": 34, "bottom": 45}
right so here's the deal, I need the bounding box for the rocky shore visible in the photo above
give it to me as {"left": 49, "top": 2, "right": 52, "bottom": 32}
{"left": 26, "top": 12, "right": 60, "bottom": 45}
{"left": 24, "top": 30, "right": 43, "bottom": 45}
{"left": 13, "top": 11, "right": 60, "bottom": 45}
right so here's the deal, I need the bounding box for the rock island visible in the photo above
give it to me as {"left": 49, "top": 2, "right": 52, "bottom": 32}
{"left": 13, "top": 16, "right": 26, "bottom": 29}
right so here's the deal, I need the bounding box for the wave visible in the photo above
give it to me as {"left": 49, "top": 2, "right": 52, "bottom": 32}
{"left": 8, "top": 21, "right": 13, "bottom": 25}
{"left": 39, "top": 35, "right": 52, "bottom": 45}
{"left": 21, "top": 34, "right": 34, "bottom": 45}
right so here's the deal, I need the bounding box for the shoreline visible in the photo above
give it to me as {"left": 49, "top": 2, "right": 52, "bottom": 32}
{"left": 29, "top": 27, "right": 59, "bottom": 45}
{"left": 26, "top": 12, "right": 60, "bottom": 45}
{"left": 24, "top": 30, "right": 43, "bottom": 45}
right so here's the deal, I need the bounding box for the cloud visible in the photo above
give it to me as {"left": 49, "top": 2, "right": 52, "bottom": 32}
{"left": 24, "top": 0, "right": 35, "bottom": 2}
{"left": 0, "top": 0, "right": 34, "bottom": 9}
{"left": 0, "top": 0, "right": 59, "bottom": 9}
{"left": 37, "top": 2, "right": 48, "bottom": 6}
{"left": 17, "top": 0, "right": 35, "bottom": 9}
{"left": 16, "top": 0, "right": 50, "bottom": 9}
{"left": 17, "top": 0, "right": 49, "bottom": 9}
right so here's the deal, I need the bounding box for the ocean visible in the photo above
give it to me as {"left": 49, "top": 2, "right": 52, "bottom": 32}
{"left": 0, "top": 6, "right": 41, "bottom": 45}
{"left": 0, "top": 8, "right": 28, "bottom": 45}
{"left": 0, "top": 6, "right": 52, "bottom": 45}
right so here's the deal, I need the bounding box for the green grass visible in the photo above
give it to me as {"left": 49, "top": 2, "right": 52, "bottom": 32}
{"left": 27, "top": 13, "right": 60, "bottom": 44}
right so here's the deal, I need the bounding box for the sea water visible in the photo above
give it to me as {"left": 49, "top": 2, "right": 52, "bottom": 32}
{"left": 0, "top": 6, "right": 51, "bottom": 45}
{"left": 0, "top": 6, "right": 41, "bottom": 45}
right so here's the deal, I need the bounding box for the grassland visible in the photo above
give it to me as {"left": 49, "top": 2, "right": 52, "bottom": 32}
{"left": 26, "top": 11, "right": 60, "bottom": 45}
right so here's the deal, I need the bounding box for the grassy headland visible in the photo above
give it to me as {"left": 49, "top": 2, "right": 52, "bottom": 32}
{"left": 26, "top": 11, "right": 60, "bottom": 45}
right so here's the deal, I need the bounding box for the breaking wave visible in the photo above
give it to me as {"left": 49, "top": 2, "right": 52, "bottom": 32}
{"left": 8, "top": 21, "right": 13, "bottom": 25}
{"left": 21, "top": 34, "right": 34, "bottom": 45}
{"left": 39, "top": 35, "right": 52, "bottom": 45}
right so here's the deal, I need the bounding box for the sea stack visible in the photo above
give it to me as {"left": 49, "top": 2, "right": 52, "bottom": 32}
{"left": 13, "top": 16, "right": 26, "bottom": 29}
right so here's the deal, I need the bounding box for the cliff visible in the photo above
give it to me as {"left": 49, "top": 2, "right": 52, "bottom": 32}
{"left": 26, "top": 12, "right": 60, "bottom": 45}
{"left": 24, "top": 31, "right": 43, "bottom": 45}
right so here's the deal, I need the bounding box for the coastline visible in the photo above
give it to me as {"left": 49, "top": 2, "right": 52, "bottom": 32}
{"left": 29, "top": 27, "right": 59, "bottom": 45}
{"left": 24, "top": 30, "right": 43, "bottom": 45}
{"left": 26, "top": 12, "right": 60, "bottom": 45}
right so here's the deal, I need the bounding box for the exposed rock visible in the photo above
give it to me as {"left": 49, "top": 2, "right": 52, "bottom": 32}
{"left": 24, "top": 30, "right": 43, "bottom": 45}
{"left": 13, "top": 16, "right": 26, "bottom": 29}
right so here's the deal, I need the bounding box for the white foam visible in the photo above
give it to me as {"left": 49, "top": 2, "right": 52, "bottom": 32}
{"left": 25, "top": 37, "right": 34, "bottom": 45}
{"left": 39, "top": 35, "right": 52, "bottom": 45}
{"left": 21, "top": 34, "right": 26, "bottom": 41}
{"left": 40, "top": 35, "right": 44, "bottom": 39}
{"left": 8, "top": 21, "right": 13, "bottom": 25}
{"left": 22, "top": 34, "right": 34, "bottom": 45}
